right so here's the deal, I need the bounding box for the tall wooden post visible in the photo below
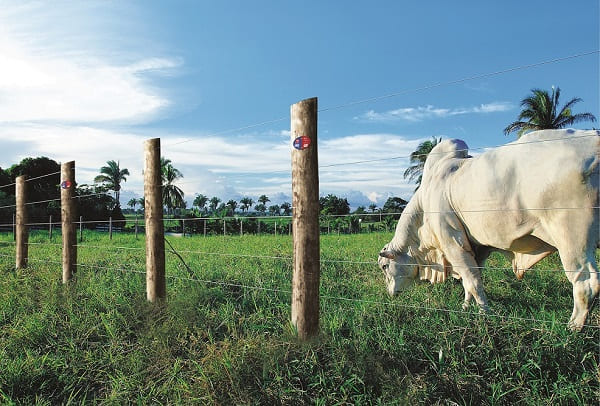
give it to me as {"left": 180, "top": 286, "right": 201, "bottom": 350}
{"left": 15, "top": 176, "right": 28, "bottom": 269}
{"left": 61, "top": 161, "right": 76, "bottom": 283}
{"left": 108, "top": 217, "right": 113, "bottom": 240}
{"left": 144, "top": 138, "right": 166, "bottom": 302}
{"left": 291, "top": 97, "right": 320, "bottom": 339}
{"left": 49, "top": 215, "right": 53, "bottom": 239}
{"left": 79, "top": 216, "right": 83, "bottom": 242}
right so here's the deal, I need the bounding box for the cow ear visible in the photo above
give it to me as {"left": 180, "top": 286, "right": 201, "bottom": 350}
{"left": 379, "top": 250, "right": 396, "bottom": 260}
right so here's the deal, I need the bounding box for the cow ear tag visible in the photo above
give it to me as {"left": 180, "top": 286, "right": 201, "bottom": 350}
{"left": 293, "top": 136, "right": 311, "bottom": 150}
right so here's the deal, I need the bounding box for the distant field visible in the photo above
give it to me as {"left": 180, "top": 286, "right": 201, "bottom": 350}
{"left": 0, "top": 231, "right": 598, "bottom": 404}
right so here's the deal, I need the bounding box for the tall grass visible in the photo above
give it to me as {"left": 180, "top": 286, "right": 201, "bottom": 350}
{"left": 0, "top": 231, "right": 598, "bottom": 404}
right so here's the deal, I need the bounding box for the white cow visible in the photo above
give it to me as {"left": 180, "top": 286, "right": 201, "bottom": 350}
{"left": 379, "top": 129, "right": 599, "bottom": 330}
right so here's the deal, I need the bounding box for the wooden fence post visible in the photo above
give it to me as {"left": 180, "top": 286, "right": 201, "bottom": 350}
{"left": 135, "top": 214, "right": 139, "bottom": 239}
{"left": 291, "top": 97, "right": 320, "bottom": 339}
{"left": 144, "top": 138, "right": 166, "bottom": 302}
{"left": 79, "top": 216, "right": 83, "bottom": 242}
{"left": 49, "top": 215, "right": 53, "bottom": 239}
{"left": 109, "top": 217, "right": 113, "bottom": 240}
{"left": 61, "top": 161, "right": 76, "bottom": 283}
{"left": 15, "top": 175, "right": 28, "bottom": 269}
{"left": 203, "top": 219, "right": 207, "bottom": 237}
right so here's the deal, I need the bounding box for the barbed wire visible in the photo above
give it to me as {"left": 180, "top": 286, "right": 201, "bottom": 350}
{"left": 0, "top": 251, "right": 597, "bottom": 329}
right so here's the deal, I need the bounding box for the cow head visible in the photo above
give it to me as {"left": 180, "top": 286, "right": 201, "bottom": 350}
{"left": 378, "top": 246, "right": 419, "bottom": 295}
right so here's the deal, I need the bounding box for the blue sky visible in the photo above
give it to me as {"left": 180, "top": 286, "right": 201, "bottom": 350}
{"left": 0, "top": 1, "right": 598, "bottom": 208}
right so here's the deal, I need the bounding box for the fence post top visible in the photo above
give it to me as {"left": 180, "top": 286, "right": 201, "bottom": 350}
{"left": 145, "top": 138, "right": 161, "bottom": 145}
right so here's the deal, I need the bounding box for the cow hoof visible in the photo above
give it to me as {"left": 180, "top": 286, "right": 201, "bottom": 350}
{"left": 568, "top": 320, "right": 584, "bottom": 332}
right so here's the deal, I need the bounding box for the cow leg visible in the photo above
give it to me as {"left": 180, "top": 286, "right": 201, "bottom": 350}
{"left": 559, "top": 252, "right": 599, "bottom": 331}
{"left": 447, "top": 251, "right": 490, "bottom": 313}
{"left": 462, "top": 290, "right": 473, "bottom": 310}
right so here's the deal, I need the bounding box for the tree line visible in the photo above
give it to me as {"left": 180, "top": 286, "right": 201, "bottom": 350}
{"left": 1, "top": 86, "right": 595, "bottom": 230}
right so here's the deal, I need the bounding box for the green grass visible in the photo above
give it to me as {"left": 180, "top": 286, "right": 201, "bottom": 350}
{"left": 0, "top": 231, "right": 598, "bottom": 404}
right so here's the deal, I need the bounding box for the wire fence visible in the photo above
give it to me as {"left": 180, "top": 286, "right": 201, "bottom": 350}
{"left": 0, "top": 50, "right": 598, "bottom": 333}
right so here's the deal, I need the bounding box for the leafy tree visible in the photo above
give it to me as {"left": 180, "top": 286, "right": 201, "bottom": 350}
{"left": 137, "top": 197, "right": 145, "bottom": 211}
{"left": 209, "top": 197, "right": 221, "bottom": 212}
{"left": 258, "top": 195, "right": 270, "bottom": 206}
{"left": 504, "top": 87, "right": 597, "bottom": 137}
{"left": 254, "top": 203, "right": 267, "bottom": 215}
{"left": 193, "top": 194, "right": 208, "bottom": 214}
{"left": 268, "top": 205, "right": 280, "bottom": 216}
{"left": 353, "top": 206, "right": 367, "bottom": 215}
{"left": 0, "top": 167, "right": 11, "bottom": 188}
{"left": 403, "top": 136, "right": 441, "bottom": 191}
{"left": 383, "top": 197, "right": 408, "bottom": 213}
{"left": 368, "top": 203, "right": 378, "bottom": 213}
{"left": 280, "top": 202, "right": 292, "bottom": 216}
{"left": 94, "top": 160, "right": 130, "bottom": 208}
{"left": 240, "top": 197, "right": 254, "bottom": 213}
{"left": 8, "top": 157, "right": 61, "bottom": 204}
{"left": 127, "top": 198, "right": 138, "bottom": 212}
{"left": 319, "top": 194, "right": 350, "bottom": 216}
{"left": 226, "top": 199, "right": 238, "bottom": 215}
{"left": 161, "top": 157, "right": 185, "bottom": 214}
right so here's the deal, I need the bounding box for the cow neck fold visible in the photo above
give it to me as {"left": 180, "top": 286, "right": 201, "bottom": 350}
{"left": 387, "top": 193, "right": 423, "bottom": 254}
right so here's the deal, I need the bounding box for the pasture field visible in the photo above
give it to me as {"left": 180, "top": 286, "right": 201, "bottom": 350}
{"left": 0, "top": 231, "right": 598, "bottom": 404}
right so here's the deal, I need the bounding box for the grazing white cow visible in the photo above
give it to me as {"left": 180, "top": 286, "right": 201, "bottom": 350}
{"left": 379, "top": 129, "right": 599, "bottom": 330}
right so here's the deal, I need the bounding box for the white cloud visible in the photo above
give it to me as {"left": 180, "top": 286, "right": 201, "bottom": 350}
{"left": 358, "top": 102, "right": 513, "bottom": 122}
{"left": 0, "top": 2, "right": 179, "bottom": 125}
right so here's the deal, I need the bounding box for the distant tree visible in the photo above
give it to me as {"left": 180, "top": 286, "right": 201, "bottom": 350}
{"left": 280, "top": 202, "right": 292, "bottom": 216}
{"left": 254, "top": 203, "right": 267, "bottom": 215}
{"left": 383, "top": 197, "right": 408, "bottom": 213}
{"left": 268, "top": 204, "right": 281, "bottom": 216}
{"left": 258, "top": 194, "right": 270, "bottom": 206}
{"left": 240, "top": 197, "right": 254, "bottom": 213}
{"left": 226, "top": 199, "right": 238, "bottom": 215}
{"left": 8, "top": 157, "right": 61, "bottom": 203}
{"left": 161, "top": 158, "right": 185, "bottom": 214}
{"left": 127, "top": 198, "right": 138, "bottom": 212}
{"left": 193, "top": 194, "right": 208, "bottom": 213}
{"left": 209, "top": 197, "right": 221, "bottom": 212}
{"left": 138, "top": 197, "right": 145, "bottom": 211}
{"left": 319, "top": 194, "right": 350, "bottom": 216}
{"left": 353, "top": 206, "right": 367, "bottom": 215}
{"left": 94, "top": 160, "right": 130, "bottom": 208}
{"left": 404, "top": 136, "right": 442, "bottom": 191}
{"left": 368, "top": 203, "right": 378, "bottom": 213}
{"left": 0, "top": 167, "right": 11, "bottom": 188}
{"left": 504, "top": 86, "right": 597, "bottom": 137}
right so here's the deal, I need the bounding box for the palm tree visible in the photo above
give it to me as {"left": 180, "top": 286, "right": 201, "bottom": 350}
{"left": 254, "top": 203, "right": 267, "bottom": 215}
{"left": 226, "top": 199, "right": 238, "bottom": 215}
{"left": 258, "top": 194, "right": 270, "bottom": 206}
{"left": 280, "top": 202, "right": 292, "bottom": 216}
{"left": 193, "top": 194, "right": 208, "bottom": 214}
{"left": 368, "top": 203, "right": 378, "bottom": 213}
{"left": 94, "top": 160, "right": 130, "bottom": 207}
{"left": 127, "top": 198, "right": 138, "bottom": 212}
{"left": 268, "top": 205, "right": 281, "bottom": 216}
{"left": 161, "top": 157, "right": 184, "bottom": 214}
{"left": 504, "top": 87, "right": 596, "bottom": 137}
{"left": 240, "top": 197, "right": 254, "bottom": 213}
{"left": 209, "top": 197, "right": 221, "bottom": 212}
{"left": 403, "top": 136, "right": 442, "bottom": 191}
{"left": 137, "top": 197, "right": 145, "bottom": 211}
